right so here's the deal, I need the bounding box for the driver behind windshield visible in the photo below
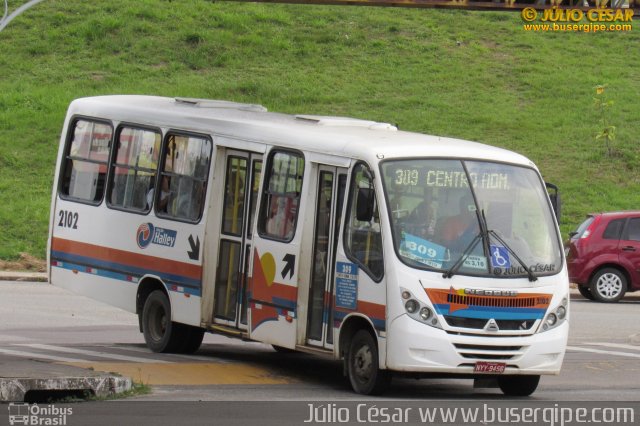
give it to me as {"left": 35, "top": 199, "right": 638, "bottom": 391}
{"left": 439, "top": 194, "right": 479, "bottom": 254}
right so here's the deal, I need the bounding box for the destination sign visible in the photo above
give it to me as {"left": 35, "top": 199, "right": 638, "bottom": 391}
{"left": 394, "top": 168, "right": 509, "bottom": 190}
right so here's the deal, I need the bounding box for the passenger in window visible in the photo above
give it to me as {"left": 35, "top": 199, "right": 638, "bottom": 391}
{"left": 266, "top": 196, "right": 286, "bottom": 238}
{"left": 171, "top": 178, "right": 191, "bottom": 219}
{"left": 266, "top": 196, "right": 296, "bottom": 239}
{"left": 147, "top": 176, "right": 170, "bottom": 212}
{"left": 185, "top": 180, "right": 206, "bottom": 221}
{"left": 284, "top": 198, "right": 297, "bottom": 239}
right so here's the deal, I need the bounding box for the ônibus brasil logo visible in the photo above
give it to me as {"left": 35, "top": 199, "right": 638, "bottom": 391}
{"left": 136, "top": 223, "right": 177, "bottom": 249}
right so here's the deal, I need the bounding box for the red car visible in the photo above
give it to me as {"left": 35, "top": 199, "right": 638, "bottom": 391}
{"left": 566, "top": 211, "right": 640, "bottom": 302}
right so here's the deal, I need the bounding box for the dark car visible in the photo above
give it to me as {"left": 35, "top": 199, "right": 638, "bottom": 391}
{"left": 566, "top": 211, "right": 640, "bottom": 302}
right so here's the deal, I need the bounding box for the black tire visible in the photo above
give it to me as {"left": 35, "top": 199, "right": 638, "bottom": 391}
{"left": 346, "top": 330, "right": 392, "bottom": 395}
{"left": 589, "top": 267, "right": 627, "bottom": 303}
{"left": 497, "top": 375, "right": 540, "bottom": 397}
{"left": 141, "top": 290, "right": 183, "bottom": 353}
{"left": 577, "top": 285, "right": 595, "bottom": 301}
{"left": 178, "top": 325, "right": 205, "bottom": 354}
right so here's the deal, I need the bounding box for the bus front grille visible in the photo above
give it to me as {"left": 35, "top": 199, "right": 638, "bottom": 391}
{"left": 444, "top": 316, "right": 536, "bottom": 331}
{"left": 447, "top": 293, "right": 539, "bottom": 308}
{"left": 454, "top": 343, "right": 525, "bottom": 361}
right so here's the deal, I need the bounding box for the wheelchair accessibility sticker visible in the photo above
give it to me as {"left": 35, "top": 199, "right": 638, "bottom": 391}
{"left": 490, "top": 245, "right": 511, "bottom": 269}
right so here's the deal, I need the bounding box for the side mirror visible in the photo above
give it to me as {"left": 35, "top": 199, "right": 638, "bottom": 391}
{"left": 356, "top": 187, "right": 375, "bottom": 222}
{"left": 545, "top": 182, "right": 561, "bottom": 223}
{"left": 568, "top": 231, "right": 578, "bottom": 238}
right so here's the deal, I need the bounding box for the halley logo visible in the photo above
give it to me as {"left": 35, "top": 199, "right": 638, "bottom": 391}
{"left": 137, "top": 223, "right": 155, "bottom": 249}
{"left": 137, "top": 223, "right": 177, "bottom": 249}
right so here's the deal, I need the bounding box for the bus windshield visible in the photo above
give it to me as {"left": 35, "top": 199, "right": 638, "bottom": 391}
{"left": 381, "top": 159, "right": 562, "bottom": 278}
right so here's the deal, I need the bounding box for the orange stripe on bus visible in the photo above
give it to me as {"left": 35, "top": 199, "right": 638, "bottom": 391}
{"left": 51, "top": 237, "right": 201, "bottom": 280}
{"left": 335, "top": 299, "right": 385, "bottom": 320}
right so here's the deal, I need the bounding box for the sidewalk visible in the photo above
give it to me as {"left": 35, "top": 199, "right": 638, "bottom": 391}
{"left": 0, "top": 270, "right": 131, "bottom": 401}
{"left": 0, "top": 271, "right": 47, "bottom": 282}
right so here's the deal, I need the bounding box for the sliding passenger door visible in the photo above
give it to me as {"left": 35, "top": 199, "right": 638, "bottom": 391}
{"left": 212, "top": 150, "right": 262, "bottom": 329}
{"left": 306, "top": 166, "right": 347, "bottom": 349}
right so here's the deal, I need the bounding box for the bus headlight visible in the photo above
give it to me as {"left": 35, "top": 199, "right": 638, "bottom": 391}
{"left": 545, "top": 313, "right": 557, "bottom": 327}
{"left": 419, "top": 307, "right": 432, "bottom": 321}
{"left": 539, "top": 296, "right": 568, "bottom": 333}
{"left": 400, "top": 288, "right": 441, "bottom": 329}
{"left": 405, "top": 300, "right": 419, "bottom": 314}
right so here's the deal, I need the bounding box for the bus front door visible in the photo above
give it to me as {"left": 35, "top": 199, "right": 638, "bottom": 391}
{"left": 213, "top": 150, "right": 262, "bottom": 329}
{"left": 306, "top": 166, "right": 347, "bottom": 349}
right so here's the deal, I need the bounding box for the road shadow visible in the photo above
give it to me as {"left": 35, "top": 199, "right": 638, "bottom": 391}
{"left": 178, "top": 343, "right": 516, "bottom": 399}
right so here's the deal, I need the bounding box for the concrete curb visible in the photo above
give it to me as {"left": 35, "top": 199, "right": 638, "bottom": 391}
{"left": 0, "top": 272, "right": 47, "bottom": 282}
{"left": 0, "top": 375, "right": 132, "bottom": 402}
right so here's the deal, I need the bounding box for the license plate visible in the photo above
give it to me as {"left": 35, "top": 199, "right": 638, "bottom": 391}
{"left": 474, "top": 361, "right": 506, "bottom": 374}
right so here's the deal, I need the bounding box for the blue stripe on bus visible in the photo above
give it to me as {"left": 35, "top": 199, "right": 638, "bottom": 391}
{"left": 51, "top": 252, "right": 202, "bottom": 296}
{"left": 271, "top": 296, "right": 296, "bottom": 311}
{"left": 433, "top": 304, "right": 546, "bottom": 320}
{"left": 52, "top": 260, "right": 202, "bottom": 297}
{"left": 333, "top": 310, "right": 386, "bottom": 331}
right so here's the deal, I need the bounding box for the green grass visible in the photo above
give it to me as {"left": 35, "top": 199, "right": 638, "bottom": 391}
{"left": 0, "top": 0, "right": 638, "bottom": 260}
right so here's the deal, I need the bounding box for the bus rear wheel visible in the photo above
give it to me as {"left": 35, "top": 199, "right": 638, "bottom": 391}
{"left": 178, "top": 325, "right": 205, "bottom": 354}
{"left": 142, "top": 290, "right": 183, "bottom": 353}
{"left": 347, "top": 330, "right": 391, "bottom": 395}
{"left": 497, "top": 375, "right": 540, "bottom": 396}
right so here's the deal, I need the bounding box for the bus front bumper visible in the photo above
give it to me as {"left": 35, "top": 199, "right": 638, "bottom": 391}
{"left": 385, "top": 314, "right": 568, "bottom": 375}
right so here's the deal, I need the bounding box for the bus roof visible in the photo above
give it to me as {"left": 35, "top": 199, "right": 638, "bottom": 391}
{"left": 67, "top": 95, "right": 534, "bottom": 167}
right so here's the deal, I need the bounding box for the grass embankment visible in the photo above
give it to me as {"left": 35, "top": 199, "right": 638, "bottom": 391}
{"left": 0, "top": 0, "right": 638, "bottom": 261}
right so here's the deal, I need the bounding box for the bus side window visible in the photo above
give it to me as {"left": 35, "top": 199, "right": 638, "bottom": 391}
{"left": 258, "top": 150, "right": 304, "bottom": 242}
{"left": 59, "top": 119, "right": 113, "bottom": 204}
{"left": 107, "top": 126, "right": 161, "bottom": 212}
{"left": 344, "top": 163, "right": 384, "bottom": 280}
{"left": 157, "top": 133, "right": 212, "bottom": 222}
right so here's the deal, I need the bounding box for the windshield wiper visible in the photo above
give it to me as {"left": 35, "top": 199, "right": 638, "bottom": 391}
{"left": 477, "top": 207, "right": 537, "bottom": 281}
{"left": 489, "top": 230, "right": 538, "bottom": 282}
{"left": 442, "top": 232, "right": 482, "bottom": 279}
{"left": 443, "top": 209, "right": 538, "bottom": 282}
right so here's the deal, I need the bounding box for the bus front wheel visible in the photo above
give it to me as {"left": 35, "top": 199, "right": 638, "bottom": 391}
{"left": 142, "top": 290, "right": 182, "bottom": 353}
{"left": 497, "top": 375, "right": 540, "bottom": 396}
{"left": 347, "top": 330, "right": 391, "bottom": 395}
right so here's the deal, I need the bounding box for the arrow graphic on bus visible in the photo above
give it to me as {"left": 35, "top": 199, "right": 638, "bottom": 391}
{"left": 281, "top": 254, "right": 295, "bottom": 279}
{"left": 187, "top": 235, "right": 200, "bottom": 261}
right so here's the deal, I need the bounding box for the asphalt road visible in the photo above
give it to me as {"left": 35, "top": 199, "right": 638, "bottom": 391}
{"left": 1, "top": 281, "right": 639, "bottom": 425}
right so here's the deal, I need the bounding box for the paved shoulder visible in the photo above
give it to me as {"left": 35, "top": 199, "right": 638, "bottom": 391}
{"left": 0, "top": 272, "right": 47, "bottom": 282}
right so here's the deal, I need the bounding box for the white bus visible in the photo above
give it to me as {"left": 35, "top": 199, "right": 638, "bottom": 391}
{"left": 48, "top": 95, "right": 568, "bottom": 396}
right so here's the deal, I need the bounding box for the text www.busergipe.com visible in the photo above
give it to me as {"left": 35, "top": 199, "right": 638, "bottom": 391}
{"left": 418, "top": 405, "right": 635, "bottom": 425}
{"left": 304, "top": 403, "right": 635, "bottom": 425}
{"left": 523, "top": 22, "right": 633, "bottom": 32}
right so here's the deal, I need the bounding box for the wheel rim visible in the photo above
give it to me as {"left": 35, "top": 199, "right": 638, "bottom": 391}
{"left": 148, "top": 302, "right": 167, "bottom": 341}
{"left": 353, "top": 344, "right": 373, "bottom": 384}
{"left": 596, "top": 273, "right": 623, "bottom": 298}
